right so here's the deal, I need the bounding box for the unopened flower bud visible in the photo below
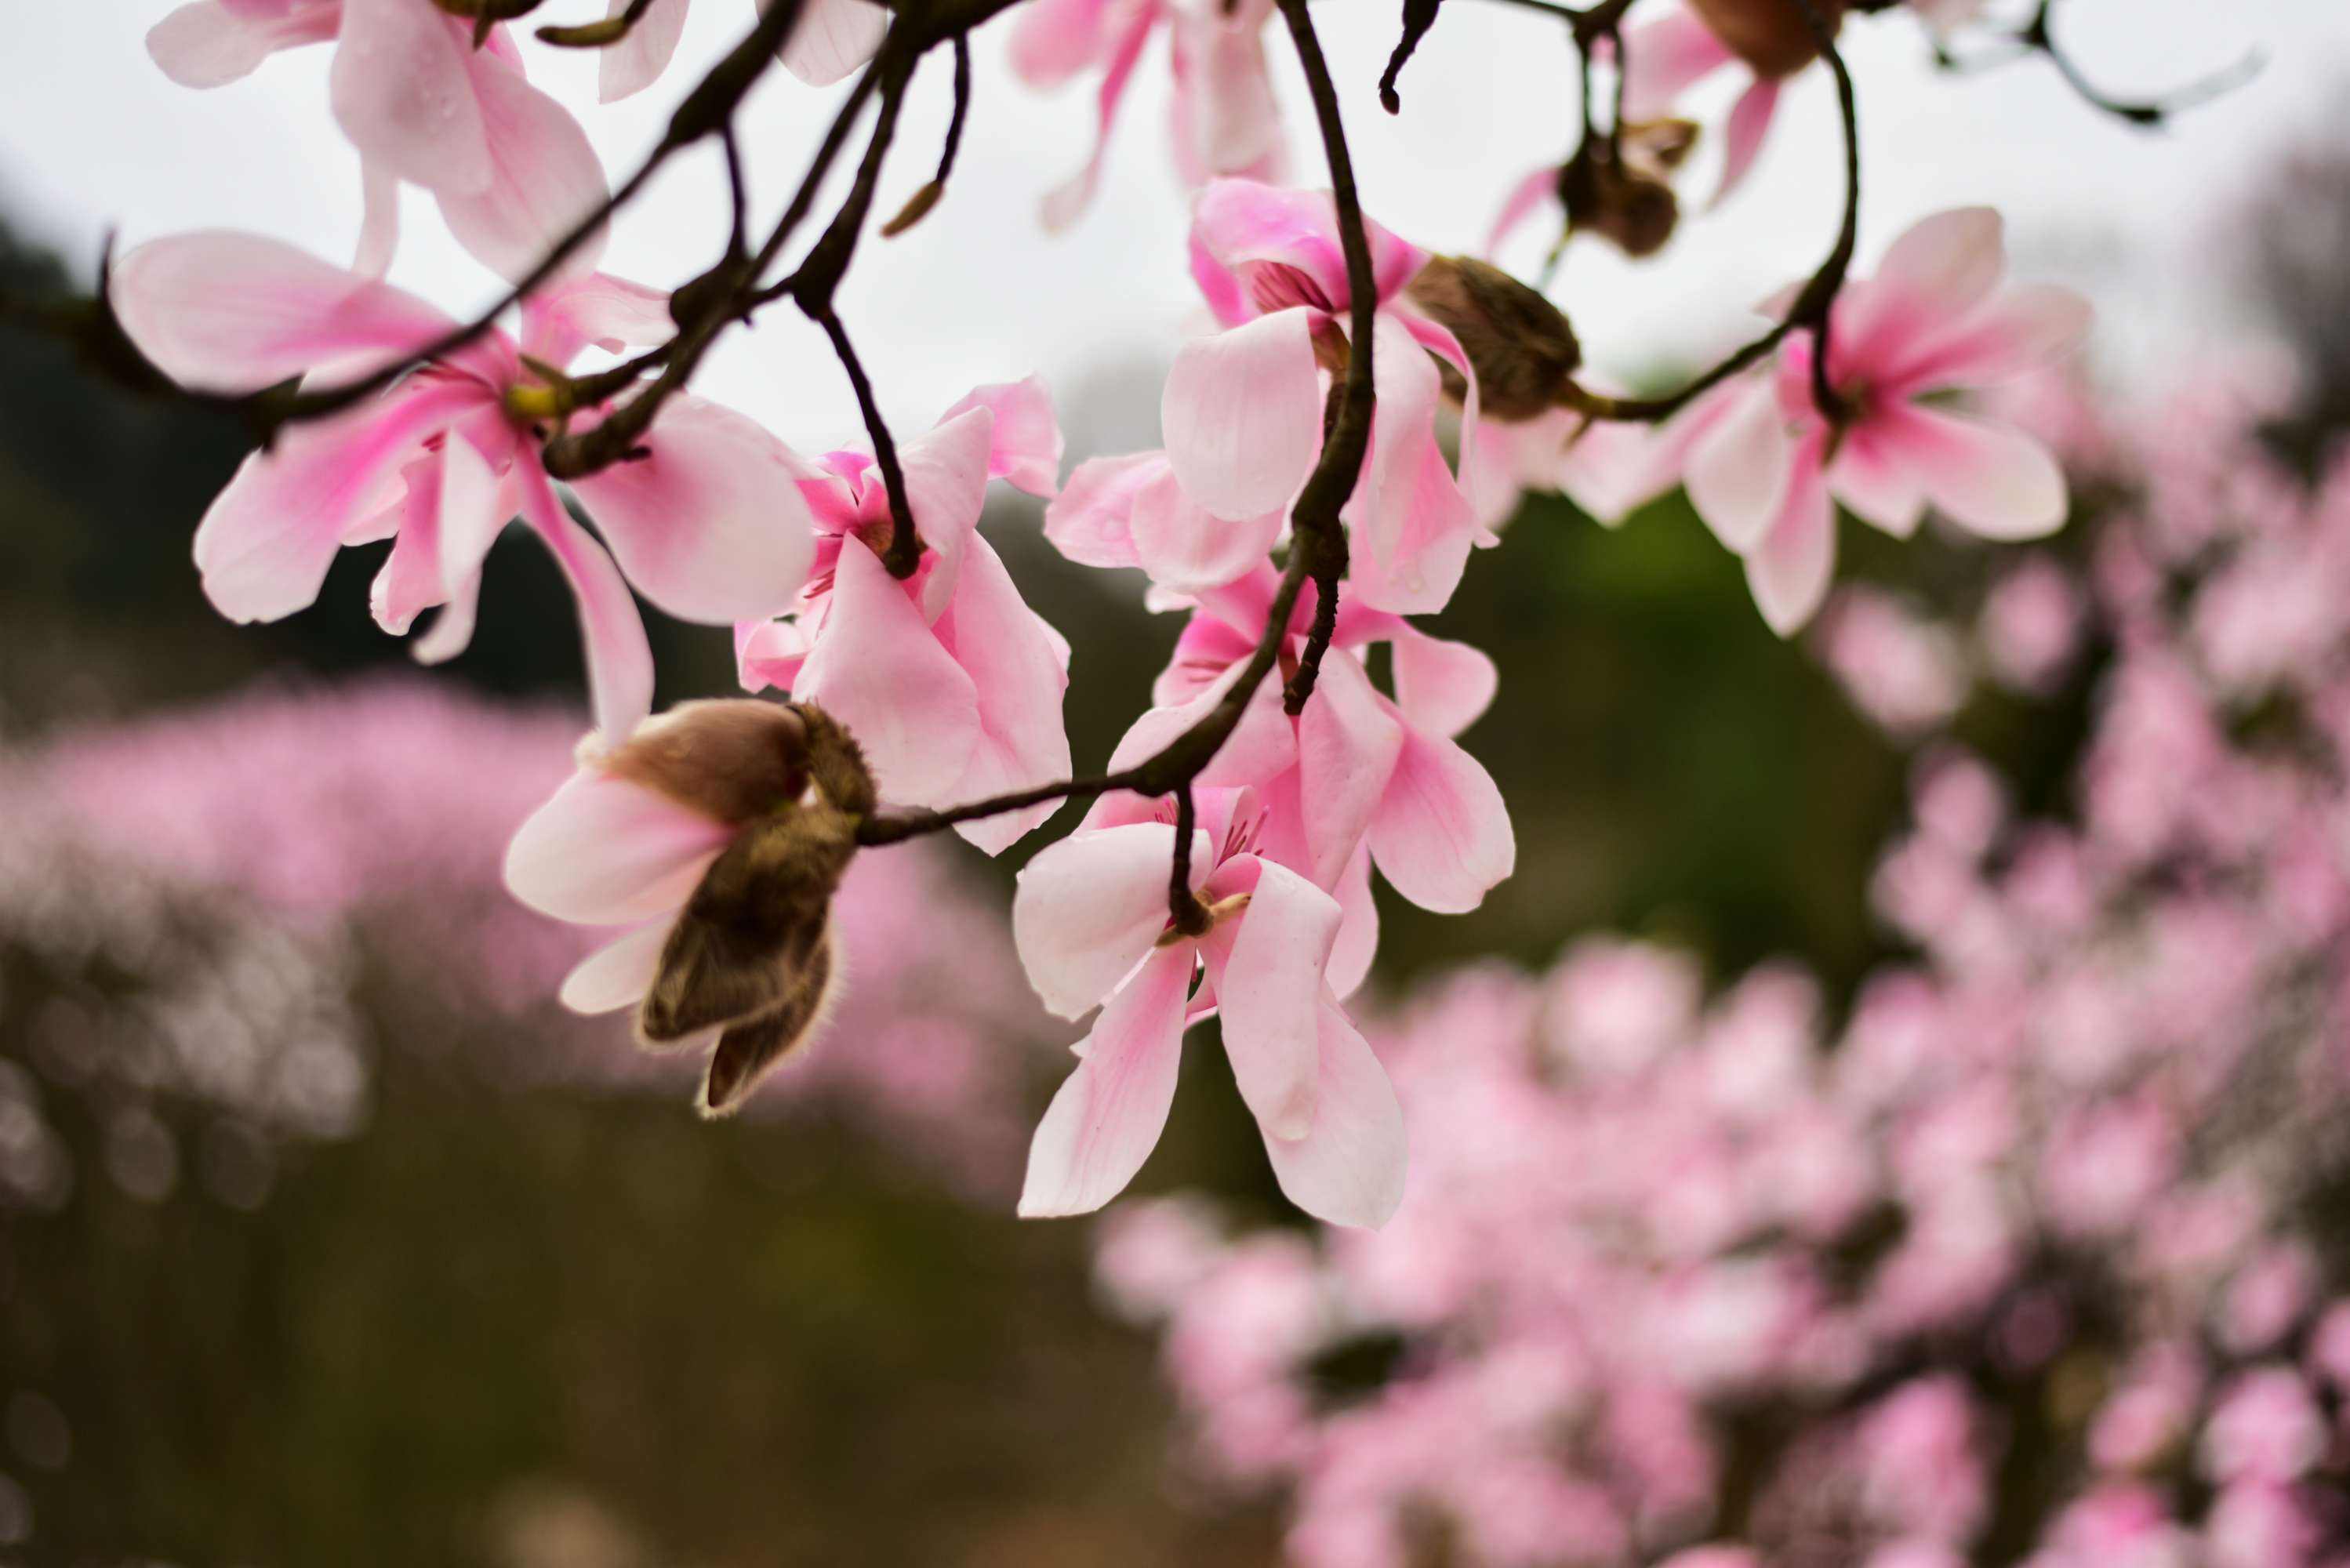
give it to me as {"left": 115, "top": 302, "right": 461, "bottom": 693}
{"left": 1405, "top": 255, "right": 1582, "bottom": 423}
{"left": 1563, "top": 119, "right": 1698, "bottom": 260}
{"left": 1689, "top": 0, "right": 1847, "bottom": 78}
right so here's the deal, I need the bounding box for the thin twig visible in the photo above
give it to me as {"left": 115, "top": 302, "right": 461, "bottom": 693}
{"left": 884, "top": 35, "right": 972, "bottom": 238}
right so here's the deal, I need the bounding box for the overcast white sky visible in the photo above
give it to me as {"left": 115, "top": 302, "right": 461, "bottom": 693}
{"left": 2, "top": 1, "right": 2344, "bottom": 455}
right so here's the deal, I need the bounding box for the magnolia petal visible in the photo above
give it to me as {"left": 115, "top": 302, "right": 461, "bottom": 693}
{"left": 354, "top": 159, "right": 401, "bottom": 278}
{"left": 1344, "top": 313, "right": 1476, "bottom": 615}
{"left": 1712, "top": 76, "right": 1781, "bottom": 208}
{"left": 1878, "top": 404, "right": 2069, "bottom": 541}
{"left": 1192, "top": 180, "right": 1427, "bottom": 314}
{"left": 1163, "top": 307, "right": 1324, "bottom": 521}
{"left": 1168, "top": 0, "right": 1284, "bottom": 183}
{"left": 437, "top": 49, "right": 610, "bottom": 284}
{"left": 1108, "top": 657, "right": 1298, "bottom": 789}
{"left": 1618, "top": 9, "right": 1736, "bottom": 119}
{"left": 1744, "top": 452, "right": 1836, "bottom": 636}
{"left": 899, "top": 405, "right": 1001, "bottom": 619}
{"left": 1894, "top": 281, "right": 2094, "bottom": 393}
{"left": 1391, "top": 626, "right": 1499, "bottom": 740}
{"left": 1685, "top": 379, "right": 1798, "bottom": 552}
{"left": 194, "top": 379, "right": 481, "bottom": 623}
{"left": 1129, "top": 466, "right": 1284, "bottom": 593}
{"left": 1327, "top": 846, "right": 1378, "bottom": 1002}
{"left": 1013, "top": 822, "right": 1211, "bottom": 1019}
{"left": 1043, "top": 452, "right": 1161, "bottom": 570}
{"left": 559, "top": 920, "right": 673, "bottom": 1013}
{"left": 1019, "top": 945, "right": 1194, "bottom": 1218}
{"left": 569, "top": 394, "right": 818, "bottom": 623}
{"left": 522, "top": 271, "right": 674, "bottom": 367}
{"left": 1828, "top": 419, "right": 1928, "bottom": 539}
{"left": 734, "top": 615, "right": 811, "bottom": 695}
{"left": 148, "top": 1, "right": 329, "bottom": 89}
{"left": 932, "top": 538, "right": 1074, "bottom": 855}
{"left": 1487, "top": 165, "right": 1560, "bottom": 258}
{"left": 506, "top": 770, "right": 732, "bottom": 925}
{"left": 794, "top": 537, "right": 981, "bottom": 803}
{"left": 1261, "top": 998, "right": 1407, "bottom": 1229}
{"left": 776, "top": 0, "right": 891, "bottom": 85}
{"left": 1296, "top": 651, "right": 1406, "bottom": 890}
{"left": 111, "top": 230, "right": 454, "bottom": 394}
{"left": 518, "top": 459, "right": 657, "bottom": 744}
{"left": 1210, "top": 856, "right": 1342, "bottom": 1141}
{"left": 1038, "top": 0, "right": 1158, "bottom": 231}
{"left": 1872, "top": 207, "right": 2008, "bottom": 320}
{"left": 1009, "top": 0, "right": 1119, "bottom": 85}
{"left": 599, "top": 0, "right": 692, "bottom": 102}
{"left": 1369, "top": 728, "right": 1515, "bottom": 914}
{"left": 939, "top": 376, "right": 1065, "bottom": 498}
{"left": 331, "top": 0, "right": 492, "bottom": 194}
{"left": 412, "top": 568, "right": 484, "bottom": 665}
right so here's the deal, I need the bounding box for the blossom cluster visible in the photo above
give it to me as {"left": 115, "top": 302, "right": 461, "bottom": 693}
{"left": 116, "top": 0, "right": 2100, "bottom": 1220}
{"left": 1095, "top": 370, "right": 2350, "bottom": 1565}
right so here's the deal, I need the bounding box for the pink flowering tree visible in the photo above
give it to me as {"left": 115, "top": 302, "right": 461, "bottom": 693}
{"left": 7, "top": 0, "right": 2262, "bottom": 1226}
{"left": 1094, "top": 372, "right": 2350, "bottom": 1565}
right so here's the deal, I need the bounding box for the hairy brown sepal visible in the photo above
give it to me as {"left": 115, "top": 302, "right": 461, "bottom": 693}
{"left": 1564, "top": 119, "right": 1698, "bottom": 261}
{"left": 627, "top": 702, "right": 875, "bottom": 1115}
{"left": 1405, "top": 256, "right": 1582, "bottom": 423}
{"left": 601, "top": 699, "right": 812, "bottom": 827}
{"left": 1688, "top": 0, "right": 1845, "bottom": 78}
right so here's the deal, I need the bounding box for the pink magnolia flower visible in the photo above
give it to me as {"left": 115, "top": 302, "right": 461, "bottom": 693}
{"left": 1618, "top": 2, "right": 1811, "bottom": 207}
{"left": 735, "top": 379, "right": 1072, "bottom": 854}
{"left": 147, "top": 0, "right": 606, "bottom": 281}
{"left": 1160, "top": 180, "right": 1485, "bottom": 615}
{"left": 1613, "top": 207, "right": 2089, "bottom": 633}
{"left": 581, "top": 0, "right": 894, "bottom": 103}
{"left": 1098, "top": 565, "right": 1515, "bottom": 930}
{"left": 113, "top": 230, "right": 819, "bottom": 742}
{"left": 1011, "top": 786, "right": 1407, "bottom": 1227}
{"left": 1010, "top": 0, "right": 1284, "bottom": 230}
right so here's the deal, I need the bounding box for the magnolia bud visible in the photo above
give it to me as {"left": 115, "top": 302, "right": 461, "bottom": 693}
{"left": 597, "top": 700, "right": 878, "bottom": 1116}
{"left": 1405, "top": 255, "right": 1582, "bottom": 423}
{"left": 1563, "top": 119, "right": 1698, "bottom": 260}
{"left": 1687, "top": 0, "right": 1847, "bottom": 78}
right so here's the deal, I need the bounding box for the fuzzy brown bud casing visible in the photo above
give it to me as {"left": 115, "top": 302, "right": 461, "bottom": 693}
{"left": 1405, "top": 256, "right": 1582, "bottom": 423}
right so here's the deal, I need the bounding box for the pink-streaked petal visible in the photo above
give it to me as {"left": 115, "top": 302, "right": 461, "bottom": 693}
{"left": 1261, "top": 998, "right": 1407, "bottom": 1229}
{"left": 599, "top": 0, "right": 691, "bottom": 102}
{"left": 1206, "top": 855, "right": 1341, "bottom": 1139}
{"left": 794, "top": 537, "right": 980, "bottom": 802}
{"left": 522, "top": 271, "right": 674, "bottom": 366}
{"left": 1743, "top": 448, "right": 1836, "bottom": 636}
{"left": 1162, "top": 306, "right": 1324, "bottom": 521}
{"left": 1107, "top": 658, "right": 1298, "bottom": 788}
{"left": 331, "top": 0, "right": 492, "bottom": 194}
{"left": 1875, "top": 404, "right": 2069, "bottom": 541}
{"left": 1557, "top": 414, "right": 1689, "bottom": 526}
{"left": 1392, "top": 626, "right": 1498, "bottom": 739}
{"left": 111, "top": 230, "right": 456, "bottom": 394}
{"left": 776, "top": 0, "right": 891, "bottom": 85}
{"left": 1619, "top": 9, "right": 1737, "bottom": 119}
{"left": 412, "top": 568, "right": 483, "bottom": 666}
{"left": 1009, "top": 0, "right": 1121, "bottom": 85}
{"left": 149, "top": 0, "right": 336, "bottom": 88}
{"left": 1043, "top": 452, "right": 1162, "bottom": 569}
{"left": 1369, "top": 728, "right": 1515, "bottom": 914}
{"left": 1129, "top": 466, "right": 1284, "bottom": 593}
{"left": 1013, "top": 822, "right": 1211, "bottom": 1018}
{"left": 1296, "top": 651, "right": 1405, "bottom": 890}
{"left": 939, "top": 375, "right": 1065, "bottom": 497}
{"left": 1684, "top": 378, "right": 1798, "bottom": 551}
{"left": 899, "top": 405, "right": 999, "bottom": 618}
{"left": 517, "top": 458, "right": 657, "bottom": 743}
{"left": 1835, "top": 208, "right": 2009, "bottom": 373}
{"left": 1192, "top": 180, "right": 1428, "bottom": 314}
{"left": 354, "top": 159, "right": 401, "bottom": 278}
{"left": 1019, "top": 945, "right": 1193, "bottom": 1218}
{"left": 1166, "top": 0, "right": 1284, "bottom": 183}
{"left": 437, "top": 49, "right": 610, "bottom": 285}
{"left": 194, "top": 378, "right": 481, "bottom": 622}
{"left": 1891, "top": 282, "right": 2094, "bottom": 393}
{"left": 1826, "top": 417, "right": 1927, "bottom": 539}
{"left": 436, "top": 428, "right": 510, "bottom": 594}
{"left": 559, "top": 920, "right": 672, "bottom": 1013}
{"left": 734, "top": 615, "right": 811, "bottom": 695}
{"left": 1711, "top": 76, "right": 1780, "bottom": 208}
{"left": 1487, "top": 165, "right": 1560, "bottom": 258}
{"left": 568, "top": 394, "right": 818, "bottom": 623}
{"left": 931, "top": 537, "right": 1074, "bottom": 855}
{"left": 1327, "top": 846, "right": 1378, "bottom": 1001}
{"left": 507, "top": 770, "right": 731, "bottom": 925}
{"left": 1038, "top": 0, "right": 1159, "bottom": 232}
{"left": 1343, "top": 313, "right": 1476, "bottom": 615}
